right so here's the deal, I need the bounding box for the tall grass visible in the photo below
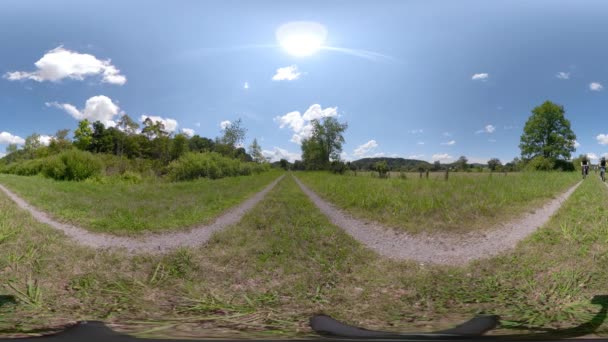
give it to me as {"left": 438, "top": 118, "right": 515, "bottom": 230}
{"left": 297, "top": 171, "right": 579, "bottom": 233}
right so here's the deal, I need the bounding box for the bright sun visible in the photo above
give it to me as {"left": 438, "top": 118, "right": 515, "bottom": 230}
{"left": 276, "top": 21, "right": 327, "bottom": 57}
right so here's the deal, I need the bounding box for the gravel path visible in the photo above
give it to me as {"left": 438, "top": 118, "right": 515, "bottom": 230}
{"left": 0, "top": 175, "right": 284, "bottom": 254}
{"left": 294, "top": 175, "right": 582, "bottom": 265}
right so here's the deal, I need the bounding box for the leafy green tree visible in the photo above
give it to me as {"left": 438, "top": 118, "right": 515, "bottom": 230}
{"left": 432, "top": 160, "right": 441, "bottom": 171}
{"left": 301, "top": 117, "right": 348, "bottom": 169}
{"left": 90, "top": 121, "right": 114, "bottom": 153}
{"left": 487, "top": 158, "right": 502, "bottom": 171}
{"left": 249, "top": 138, "right": 265, "bottom": 163}
{"left": 220, "top": 118, "right": 247, "bottom": 148}
{"left": 374, "top": 160, "right": 389, "bottom": 178}
{"left": 454, "top": 156, "right": 468, "bottom": 171}
{"left": 279, "top": 159, "right": 289, "bottom": 170}
{"left": 74, "top": 120, "right": 93, "bottom": 151}
{"left": 116, "top": 114, "right": 140, "bottom": 158}
{"left": 5, "top": 143, "right": 18, "bottom": 154}
{"left": 519, "top": 101, "right": 576, "bottom": 160}
{"left": 170, "top": 134, "right": 190, "bottom": 161}
{"left": 189, "top": 135, "right": 215, "bottom": 152}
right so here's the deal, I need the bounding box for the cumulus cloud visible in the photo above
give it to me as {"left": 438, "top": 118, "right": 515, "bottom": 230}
{"left": 408, "top": 154, "right": 425, "bottom": 159}
{"left": 0, "top": 132, "right": 25, "bottom": 145}
{"left": 4, "top": 46, "right": 126, "bottom": 85}
{"left": 272, "top": 65, "right": 301, "bottom": 81}
{"left": 586, "top": 152, "right": 599, "bottom": 161}
{"left": 574, "top": 140, "right": 580, "bottom": 148}
{"left": 472, "top": 73, "right": 489, "bottom": 81}
{"left": 220, "top": 120, "right": 232, "bottom": 130}
{"left": 597, "top": 134, "right": 608, "bottom": 145}
{"left": 39, "top": 135, "right": 53, "bottom": 146}
{"left": 262, "top": 147, "right": 300, "bottom": 162}
{"left": 476, "top": 124, "right": 495, "bottom": 134}
{"left": 353, "top": 140, "right": 378, "bottom": 157}
{"left": 441, "top": 140, "right": 456, "bottom": 145}
{"left": 46, "top": 95, "right": 120, "bottom": 127}
{"left": 274, "top": 104, "right": 338, "bottom": 144}
{"left": 556, "top": 72, "right": 570, "bottom": 80}
{"left": 181, "top": 128, "right": 195, "bottom": 137}
{"left": 432, "top": 153, "right": 453, "bottom": 161}
{"left": 140, "top": 115, "right": 179, "bottom": 133}
{"left": 590, "top": 82, "right": 603, "bottom": 91}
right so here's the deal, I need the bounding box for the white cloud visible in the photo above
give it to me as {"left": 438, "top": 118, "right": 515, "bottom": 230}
{"left": 556, "top": 72, "right": 570, "bottom": 80}
{"left": 0, "top": 152, "right": 5, "bottom": 158}
{"left": 442, "top": 132, "right": 452, "bottom": 137}
{"left": 262, "top": 147, "right": 300, "bottom": 162}
{"left": 590, "top": 82, "right": 603, "bottom": 91}
{"left": 243, "top": 82, "right": 249, "bottom": 89}
{"left": 586, "top": 152, "right": 599, "bottom": 161}
{"left": 597, "top": 134, "right": 608, "bottom": 145}
{"left": 409, "top": 129, "right": 423, "bottom": 134}
{"left": 4, "top": 46, "right": 126, "bottom": 85}
{"left": 417, "top": 141, "right": 425, "bottom": 145}
{"left": 181, "top": 128, "right": 195, "bottom": 137}
{"left": 140, "top": 115, "right": 179, "bottom": 133}
{"left": 441, "top": 140, "right": 456, "bottom": 146}
{"left": 471, "top": 73, "right": 489, "bottom": 81}
{"left": 220, "top": 120, "right": 232, "bottom": 130}
{"left": 39, "top": 135, "right": 52, "bottom": 146}
{"left": 272, "top": 65, "right": 301, "bottom": 81}
{"left": 408, "top": 154, "right": 425, "bottom": 159}
{"left": 574, "top": 140, "right": 580, "bottom": 148}
{"left": 476, "top": 124, "right": 495, "bottom": 134}
{"left": 372, "top": 152, "right": 385, "bottom": 157}
{"left": 274, "top": 104, "right": 338, "bottom": 145}
{"left": 46, "top": 95, "right": 120, "bottom": 127}
{"left": 432, "top": 153, "right": 453, "bottom": 161}
{"left": 0, "top": 132, "right": 25, "bottom": 145}
{"left": 353, "top": 140, "right": 378, "bottom": 157}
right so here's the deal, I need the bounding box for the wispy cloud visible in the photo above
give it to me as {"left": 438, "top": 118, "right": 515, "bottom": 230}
{"left": 353, "top": 139, "right": 378, "bottom": 157}
{"left": 409, "top": 129, "right": 423, "bottom": 134}
{"left": 432, "top": 153, "right": 453, "bottom": 161}
{"left": 416, "top": 141, "right": 425, "bottom": 145}
{"left": 590, "top": 82, "right": 603, "bottom": 91}
{"left": 476, "top": 124, "right": 495, "bottom": 134}
{"left": 556, "top": 71, "right": 570, "bottom": 80}
{"left": 440, "top": 140, "right": 456, "bottom": 146}
{"left": 471, "top": 73, "right": 489, "bottom": 81}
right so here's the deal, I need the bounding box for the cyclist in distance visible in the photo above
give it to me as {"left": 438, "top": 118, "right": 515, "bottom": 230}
{"left": 600, "top": 157, "right": 606, "bottom": 182}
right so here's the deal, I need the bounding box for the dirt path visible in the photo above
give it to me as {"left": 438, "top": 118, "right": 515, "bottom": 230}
{"left": 294, "top": 175, "right": 582, "bottom": 265}
{"left": 0, "top": 175, "right": 284, "bottom": 254}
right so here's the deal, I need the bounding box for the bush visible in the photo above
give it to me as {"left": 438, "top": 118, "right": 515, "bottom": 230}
{"left": 525, "top": 156, "right": 555, "bottom": 171}
{"left": 330, "top": 161, "right": 347, "bottom": 174}
{"left": 374, "top": 161, "right": 389, "bottom": 178}
{"left": 167, "top": 152, "right": 267, "bottom": 181}
{"left": 553, "top": 159, "right": 575, "bottom": 172}
{"left": 0, "top": 159, "right": 44, "bottom": 176}
{"left": 42, "top": 150, "right": 103, "bottom": 181}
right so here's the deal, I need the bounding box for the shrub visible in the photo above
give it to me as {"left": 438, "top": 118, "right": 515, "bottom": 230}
{"left": 374, "top": 161, "right": 389, "bottom": 178}
{"left": 330, "top": 161, "right": 347, "bottom": 174}
{"left": 42, "top": 150, "right": 103, "bottom": 181}
{"left": 167, "top": 152, "right": 267, "bottom": 181}
{"left": 525, "top": 156, "right": 555, "bottom": 171}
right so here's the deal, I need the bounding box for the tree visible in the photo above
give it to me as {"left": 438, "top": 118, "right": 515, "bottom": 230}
{"left": 519, "top": 101, "right": 576, "bottom": 160}
{"left": 170, "top": 133, "right": 189, "bottom": 160}
{"left": 249, "top": 138, "right": 266, "bottom": 163}
{"left": 220, "top": 118, "right": 247, "bottom": 148}
{"left": 189, "top": 135, "right": 215, "bottom": 152}
{"left": 116, "top": 114, "right": 140, "bottom": 158}
{"left": 279, "top": 159, "right": 289, "bottom": 170}
{"left": 90, "top": 121, "right": 113, "bottom": 153}
{"left": 5, "top": 143, "right": 18, "bottom": 154}
{"left": 301, "top": 117, "right": 348, "bottom": 169}
{"left": 48, "top": 129, "right": 71, "bottom": 153}
{"left": 454, "top": 156, "right": 468, "bottom": 171}
{"left": 432, "top": 160, "right": 441, "bottom": 171}
{"left": 74, "top": 120, "right": 93, "bottom": 151}
{"left": 374, "top": 160, "right": 389, "bottom": 178}
{"left": 487, "top": 158, "right": 502, "bottom": 171}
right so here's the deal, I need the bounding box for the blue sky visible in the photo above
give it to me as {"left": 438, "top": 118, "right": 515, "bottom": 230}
{"left": 2, "top": 0, "right": 608, "bottom": 163}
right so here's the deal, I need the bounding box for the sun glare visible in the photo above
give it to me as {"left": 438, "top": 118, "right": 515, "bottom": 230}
{"left": 276, "top": 21, "right": 327, "bottom": 57}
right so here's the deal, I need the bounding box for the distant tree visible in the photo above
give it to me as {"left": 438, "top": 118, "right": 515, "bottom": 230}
{"left": 374, "top": 160, "right": 389, "bottom": 178}
{"left": 220, "top": 118, "right": 247, "bottom": 148}
{"left": 433, "top": 160, "right": 441, "bottom": 171}
{"left": 301, "top": 117, "right": 348, "bottom": 169}
{"left": 90, "top": 121, "right": 114, "bottom": 153}
{"left": 170, "top": 133, "right": 190, "bottom": 160}
{"left": 189, "top": 135, "right": 215, "bottom": 152}
{"left": 117, "top": 114, "right": 139, "bottom": 135}
{"left": 5, "top": 143, "right": 18, "bottom": 154}
{"left": 330, "top": 160, "right": 347, "bottom": 174}
{"left": 455, "top": 156, "right": 468, "bottom": 171}
{"left": 519, "top": 101, "right": 576, "bottom": 160}
{"left": 279, "top": 158, "right": 289, "bottom": 170}
{"left": 487, "top": 158, "right": 502, "bottom": 171}
{"left": 116, "top": 114, "right": 140, "bottom": 158}
{"left": 74, "top": 120, "right": 93, "bottom": 151}
{"left": 142, "top": 117, "right": 168, "bottom": 140}
{"left": 249, "top": 138, "right": 266, "bottom": 163}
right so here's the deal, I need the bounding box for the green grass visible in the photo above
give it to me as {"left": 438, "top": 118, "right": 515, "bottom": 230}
{"left": 2, "top": 175, "right": 608, "bottom": 338}
{"left": 0, "top": 171, "right": 282, "bottom": 235}
{"left": 296, "top": 171, "right": 580, "bottom": 233}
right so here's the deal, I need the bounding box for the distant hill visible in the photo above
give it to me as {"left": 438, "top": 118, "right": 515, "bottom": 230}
{"left": 351, "top": 157, "right": 432, "bottom": 171}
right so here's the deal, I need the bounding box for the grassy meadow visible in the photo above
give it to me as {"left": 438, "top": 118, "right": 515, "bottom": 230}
{"left": 2, "top": 175, "right": 608, "bottom": 338}
{"left": 0, "top": 170, "right": 282, "bottom": 235}
{"left": 296, "top": 171, "right": 580, "bottom": 234}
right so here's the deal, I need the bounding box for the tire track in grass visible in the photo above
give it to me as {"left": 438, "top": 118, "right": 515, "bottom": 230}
{"left": 0, "top": 175, "right": 284, "bottom": 254}
{"left": 293, "top": 174, "right": 581, "bottom": 265}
